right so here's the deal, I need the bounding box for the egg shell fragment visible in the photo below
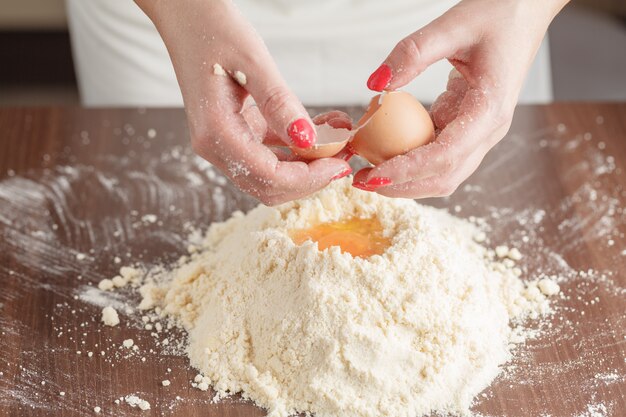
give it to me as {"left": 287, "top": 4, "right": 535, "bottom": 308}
{"left": 291, "top": 123, "right": 352, "bottom": 160}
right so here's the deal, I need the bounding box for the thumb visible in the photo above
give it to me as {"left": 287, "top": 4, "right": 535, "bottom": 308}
{"left": 237, "top": 58, "right": 316, "bottom": 149}
{"left": 366, "top": 16, "right": 467, "bottom": 92}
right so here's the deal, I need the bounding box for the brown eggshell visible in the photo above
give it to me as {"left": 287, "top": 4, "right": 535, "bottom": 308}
{"left": 291, "top": 123, "right": 351, "bottom": 160}
{"left": 349, "top": 91, "right": 435, "bottom": 165}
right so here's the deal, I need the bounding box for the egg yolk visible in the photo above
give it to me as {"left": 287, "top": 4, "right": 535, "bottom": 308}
{"left": 289, "top": 217, "right": 391, "bottom": 258}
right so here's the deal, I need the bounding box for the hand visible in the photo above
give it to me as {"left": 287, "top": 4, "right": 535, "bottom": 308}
{"left": 353, "top": 0, "right": 569, "bottom": 197}
{"left": 136, "top": 0, "right": 351, "bottom": 205}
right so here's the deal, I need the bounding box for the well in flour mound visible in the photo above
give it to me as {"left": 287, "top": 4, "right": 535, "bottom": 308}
{"left": 138, "top": 179, "right": 557, "bottom": 417}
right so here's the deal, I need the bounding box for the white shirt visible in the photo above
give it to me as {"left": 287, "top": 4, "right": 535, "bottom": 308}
{"left": 66, "top": 0, "right": 552, "bottom": 106}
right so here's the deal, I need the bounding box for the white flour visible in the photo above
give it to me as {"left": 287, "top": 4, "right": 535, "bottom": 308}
{"left": 139, "top": 179, "right": 557, "bottom": 417}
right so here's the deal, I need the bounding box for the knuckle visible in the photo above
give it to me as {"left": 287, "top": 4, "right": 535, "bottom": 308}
{"left": 440, "top": 152, "right": 458, "bottom": 174}
{"left": 396, "top": 36, "right": 423, "bottom": 63}
{"left": 259, "top": 87, "right": 293, "bottom": 121}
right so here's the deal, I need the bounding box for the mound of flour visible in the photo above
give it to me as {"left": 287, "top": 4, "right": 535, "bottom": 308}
{"left": 139, "top": 179, "right": 556, "bottom": 417}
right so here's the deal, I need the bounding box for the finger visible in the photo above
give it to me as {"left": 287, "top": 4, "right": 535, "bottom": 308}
{"left": 352, "top": 167, "right": 372, "bottom": 185}
{"left": 227, "top": 49, "right": 316, "bottom": 149}
{"left": 193, "top": 77, "right": 348, "bottom": 204}
{"left": 430, "top": 70, "right": 470, "bottom": 129}
{"left": 376, "top": 143, "right": 488, "bottom": 199}
{"left": 241, "top": 104, "right": 267, "bottom": 142}
{"left": 361, "top": 88, "right": 493, "bottom": 186}
{"left": 266, "top": 160, "right": 354, "bottom": 205}
{"left": 366, "top": 15, "right": 472, "bottom": 92}
{"left": 240, "top": 158, "right": 351, "bottom": 205}
{"left": 240, "top": 102, "right": 293, "bottom": 147}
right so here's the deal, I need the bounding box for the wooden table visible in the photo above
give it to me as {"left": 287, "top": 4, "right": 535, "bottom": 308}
{"left": 0, "top": 104, "right": 624, "bottom": 417}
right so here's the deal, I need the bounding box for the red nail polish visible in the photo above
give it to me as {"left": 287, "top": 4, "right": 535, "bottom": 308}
{"left": 288, "top": 118, "right": 316, "bottom": 149}
{"left": 367, "top": 64, "right": 392, "bottom": 92}
{"left": 331, "top": 167, "right": 352, "bottom": 181}
{"left": 352, "top": 182, "right": 373, "bottom": 192}
{"left": 341, "top": 149, "right": 355, "bottom": 162}
{"left": 365, "top": 177, "right": 392, "bottom": 188}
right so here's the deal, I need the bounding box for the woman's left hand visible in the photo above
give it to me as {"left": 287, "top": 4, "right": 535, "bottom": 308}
{"left": 352, "top": 0, "right": 569, "bottom": 197}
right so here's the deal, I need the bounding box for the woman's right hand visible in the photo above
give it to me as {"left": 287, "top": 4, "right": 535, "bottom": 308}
{"left": 136, "top": 0, "right": 351, "bottom": 205}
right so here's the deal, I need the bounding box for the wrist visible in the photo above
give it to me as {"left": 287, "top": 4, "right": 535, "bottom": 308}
{"left": 544, "top": 0, "right": 571, "bottom": 20}
{"left": 530, "top": 0, "right": 571, "bottom": 22}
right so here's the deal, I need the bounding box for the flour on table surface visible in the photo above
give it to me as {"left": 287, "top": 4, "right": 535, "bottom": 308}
{"left": 0, "top": 118, "right": 624, "bottom": 416}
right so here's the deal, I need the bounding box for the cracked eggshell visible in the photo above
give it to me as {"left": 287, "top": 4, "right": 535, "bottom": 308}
{"left": 291, "top": 123, "right": 351, "bottom": 160}
{"left": 349, "top": 91, "right": 435, "bottom": 165}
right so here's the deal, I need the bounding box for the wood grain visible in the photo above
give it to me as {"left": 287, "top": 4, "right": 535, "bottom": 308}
{"left": 0, "top": 104, "right": 624, "bottom": 417}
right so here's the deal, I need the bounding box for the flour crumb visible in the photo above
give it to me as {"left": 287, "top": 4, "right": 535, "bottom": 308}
{"left": 538, "top": 278, "right": 561, "bottom": 296}
{"left": 93, "top": 406, "right": 101, "bottom": 413}
{"left": 474, "top": 231, "right": 487, "bottom": 242}
{"left": 101, "top": 306, "right": 119, "bottom": 326}
{"left": 124, "top": 395, "right": 151, "bottom": 411}
{"left": 495, "top": 245, "right": 509, "bottom": 258}
{"left": 161, "top": 380, "right": 171, "bottom": 387}
{"left": 507, "top": 247, "right": 523, "bottom": 261}
{"left": 142, "top": 214, "right": 157, "bottom": 224}
{"left": 122, "top": 339, "right": 134, "bottom": 349}
{"left": 98, "top": 279, "right": 114, "bottom": 291}
{"left": 234, "top": 70, "right": 247, "bottom": 86}
{"left": 213, "top": 63, "right": 226, "bottom": 76}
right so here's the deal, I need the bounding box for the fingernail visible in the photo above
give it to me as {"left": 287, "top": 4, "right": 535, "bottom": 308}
{"left": 331, "top": 167, "right": 352, "bottom": 181}
{"left": 352, "top": 177, "right": 391, "bottom": 192}
{"left": 352, "top": 181, "right": 374, "bottom": 192}
{"left": 352, "top": 177, "right": 392, "bottom": 191}
{"left": 365, "top": 177, "right": 393, "bottom": 188}
{"left": 367, "top": 64, "right": 392, "bottom": 92}
{"left": 288, "top": 118, "right": 316, "bottom": 148}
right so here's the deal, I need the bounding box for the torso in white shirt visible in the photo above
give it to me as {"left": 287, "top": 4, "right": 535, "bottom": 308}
{"left": 66, "top": 0, "right": 552, "bottom": 106}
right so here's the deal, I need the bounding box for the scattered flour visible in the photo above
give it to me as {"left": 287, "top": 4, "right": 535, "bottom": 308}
{"left": 575, "top": 402, "right": 609, "bottom": 417}
{"left": 124, "top": 394, "right": 151, "bottom": 411}
{"left": 138, "top": 179, "right": 558, "bottom": 417}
